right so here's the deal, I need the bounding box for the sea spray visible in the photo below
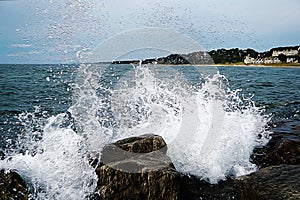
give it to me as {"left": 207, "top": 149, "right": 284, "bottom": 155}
{"left": 168, "top": 73, "right": 270, "bottom": 183}
{"left": 71, "top": 62, "right": 270, "bottom": 182}
{"left": 102, "top": 64, "right": 269, "bottom": 183}
{"left": 0, "top": 112, "right": 97, "bottom": 199}
{"left": 0, "top": 63, "right": 270, "bottom": 199}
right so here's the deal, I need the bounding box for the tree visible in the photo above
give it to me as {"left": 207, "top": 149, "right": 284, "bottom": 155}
{"left": 295, "top": 53, "right": 300, "bottom": 63}
{"left": 277, "top": 53, "right": 287, "bottom": 63}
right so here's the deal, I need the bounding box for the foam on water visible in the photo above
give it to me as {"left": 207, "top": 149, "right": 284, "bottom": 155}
{"left": 0, "top": 63, "right": 270, "bottom": 198}
{"left": 1, "top": 113, "right": 97, "bottom": 199}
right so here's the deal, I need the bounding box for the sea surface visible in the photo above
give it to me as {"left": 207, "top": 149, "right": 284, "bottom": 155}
{"left": 0, "top": 64, "right": 299, "bottom": 199}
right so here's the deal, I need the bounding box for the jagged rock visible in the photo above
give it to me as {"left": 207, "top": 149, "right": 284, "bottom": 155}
{"left": 251, "top": 123, "right": 300, "bottom": 168}
{"left": 95, "top": 134, "right": 179, "bottom": 200}
{"left": 0, "top": 169, "right": 28, "bottom": 200}
{"left": 234, "top": 165, "right": 300, "bottom": 200}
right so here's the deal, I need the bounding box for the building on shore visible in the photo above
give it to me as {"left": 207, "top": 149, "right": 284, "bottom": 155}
{"left": 271, "top": 47, "right": 300, "bottom": 57}
{"left": 287, "top": 57, "right": 297, "bottom": 63}
{"left": 244, "top": 56, "right": 281, "bottom": 65}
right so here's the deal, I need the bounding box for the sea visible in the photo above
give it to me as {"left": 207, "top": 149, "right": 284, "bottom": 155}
{"left": 0, "top": 63, "right": 299, "bottom": 199}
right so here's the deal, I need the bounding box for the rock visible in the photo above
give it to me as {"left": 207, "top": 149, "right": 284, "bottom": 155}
{"left": 95, "top": 134, "right": 179, "bottom": 200}
{"left": 90, "top": 134, "right": 168, "bottom": 168}
{"left": 94, "top": 131, "right": 300, "bottom": 200}
{"left": 113, "top": 134, "right": 168, "bottom": 154}
{"left": 99, "top": 134, "right": 168, "bottom": 166}
{"left": 234, "top": 165, "right": 300, "bottom": 200}
{"left": 0, "top": 169, "right": 28, "bottom": 200}
{"left": 97, "top": 162, "right": 179, "bottom": 200}
{"left": 251, "top": 129, "right": 300, "bottom": 168}
{"left": 179, "top": 175, "right": 238, "bottom": 200}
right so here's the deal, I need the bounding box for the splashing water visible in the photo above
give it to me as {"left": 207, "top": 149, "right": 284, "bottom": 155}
{"left": 70, "top": 62, "right": 270, "bottom": 183}
{"left": 169, "top": 72, "right": 270, "bottom": 183}
{"left": 0, "top": 63, "right": 270, "bottom": 198}
{"left": 1, "top": 111, "right": 97, "bottom": 199}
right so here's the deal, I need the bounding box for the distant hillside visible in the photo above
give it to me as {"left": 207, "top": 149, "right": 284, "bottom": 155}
{"left": 208, "top": 46, "right": 300, "bottom": 64}
{"left": 112, "top": 45, "right": 300, "bottom": 65}
{"left": 112, "top": 52, "right": 213, "bottom": 65}
{"left": 208, "top": 48, "right": 260, "bottom": 64}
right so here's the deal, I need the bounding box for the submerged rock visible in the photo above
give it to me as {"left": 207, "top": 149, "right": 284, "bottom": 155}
{"left": 0, "top": 169, "right": 28, "bottom": 200}
{"left": 95, "top": 134, "right": 179, "bottom": 200}
{"left": 234, "top": 164, "right": 300, "bottom": 200}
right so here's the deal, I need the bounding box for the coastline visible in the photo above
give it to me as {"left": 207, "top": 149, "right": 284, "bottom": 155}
{"left": 112, "top": 60, "right": 300, "bottom": 69}
{"left": 145, "top": 63, "right": 300, "bottom": 68}
{"left": 208, "top": 63, "right": 300, "bottom": 68}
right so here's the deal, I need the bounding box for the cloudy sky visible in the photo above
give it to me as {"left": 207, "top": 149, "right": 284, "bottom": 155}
{"left": 0, "top": 0, "right": 299, "bottom": 63}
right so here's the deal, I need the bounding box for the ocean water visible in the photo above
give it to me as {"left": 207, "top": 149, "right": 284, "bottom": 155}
{"left": 0, "top": 64, "right": 299, "bottom": 199}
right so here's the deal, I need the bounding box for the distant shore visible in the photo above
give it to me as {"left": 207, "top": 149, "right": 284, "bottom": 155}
{"left": 110, "top": 62, "right": 300, "bottom": 68}
{"left": 144, "top": 62, "right": 300, "bottom": 68}
{"left": 208, "top": 62, "right": 300, "bottom": 68}
{"left": 113, "top": 45, "right": 300, "bottom": 68}
{"left": 127, "top": 63, "right": 300, "bottom": 68}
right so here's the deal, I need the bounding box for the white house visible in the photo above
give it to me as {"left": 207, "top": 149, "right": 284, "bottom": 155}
{"left": 244, "top": 56, "right": 255, "bottom": 64}
{"left": 287, "top": 57, "right": 296, "bottom": 63}
{"left": 272, "top": 49, "right": 299, "bottom": 57}
{"left": 244, "top": 56, "right": 281, "bottom": 64}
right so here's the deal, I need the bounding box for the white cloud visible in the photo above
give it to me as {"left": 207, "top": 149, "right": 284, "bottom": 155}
{"left": 11, "top": 44, "right": 32, "bottom": 48}
{"left": 1, "top": 0, "right": 299, "bottom": 63}
{"left": 7, "top": 50, "right": 41, "bottom": 57}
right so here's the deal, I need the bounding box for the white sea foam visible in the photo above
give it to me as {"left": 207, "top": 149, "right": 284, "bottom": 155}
{"left": 0, "top": 114, "right": 97, "bottom": 199}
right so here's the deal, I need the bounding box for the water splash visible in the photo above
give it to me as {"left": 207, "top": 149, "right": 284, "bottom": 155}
{"left": 169, "top": 73, "right": 270, "bottom": 183}
{"left": 70, "top": 62, "right": 270, "bottom": 182}
{"left": 1, "top": 111, "right": 97, "bottom": 199}
{"left": 0, "top": 63, "right": 270, "bottom": 199}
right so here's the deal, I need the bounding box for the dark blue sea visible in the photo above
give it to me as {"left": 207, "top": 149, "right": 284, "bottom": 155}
{"left": 0, "top": 64, "right": 299, "bottom": 198}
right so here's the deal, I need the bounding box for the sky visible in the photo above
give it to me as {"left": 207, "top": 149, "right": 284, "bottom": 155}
{"left": 0, "top": 0, "right": 299, "bottom": 64}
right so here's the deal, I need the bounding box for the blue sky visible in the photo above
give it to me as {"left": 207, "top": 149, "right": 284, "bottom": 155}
{"left": 0, "top": 0, "right": 299, "bottom": 64}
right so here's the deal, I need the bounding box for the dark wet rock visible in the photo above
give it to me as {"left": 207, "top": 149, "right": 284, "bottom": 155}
{"left": 90, "top": 134, "right": 168, "bottom": 168}
{"left": 94, "top": 129, "right": 300, "bottom": 200}
{"left": 95, "top": 134, "right": 179, "bottom": 200}
{"left": 0, "top": 169, "right": 28, "bottom": 200}
{"left": 234, "top": 165, "right": 300, "bottom": 200}
{"left": 251, "top": 126, "right": 300, "bottom": 168}
{"left": 113, "top": 134, "right": 167, "bottom": 154}
{"left": 179, "top": 175, "right": 238, "bottom": 200}
{"left": 96, "top": 163, "right": 179, "bottom": 200}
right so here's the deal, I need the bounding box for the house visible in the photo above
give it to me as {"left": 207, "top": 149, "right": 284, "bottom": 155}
{"left": 244, "top": 56, "right": 281, "bottom": 65}
{"left": 287, "top": 57, "right": 296, "bottom": 63}
{"left": 244, "top": 56, "right": 255, "bottom": 64}
{"left": 272, "top": 48, "right": 299, "bottom": 57}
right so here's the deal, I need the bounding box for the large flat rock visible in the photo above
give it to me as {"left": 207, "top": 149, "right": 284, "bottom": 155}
{"left": 95, "top": 134, "right": 179, "bottom": 200}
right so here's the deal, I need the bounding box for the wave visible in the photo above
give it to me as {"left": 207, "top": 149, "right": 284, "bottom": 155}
{"left": 0, "top": 63, "right": 270, "bottom": 198}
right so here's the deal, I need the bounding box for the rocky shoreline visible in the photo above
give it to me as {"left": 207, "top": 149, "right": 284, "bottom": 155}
{"left": 1, "top": 121, "right": 299, "bottom": 200}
